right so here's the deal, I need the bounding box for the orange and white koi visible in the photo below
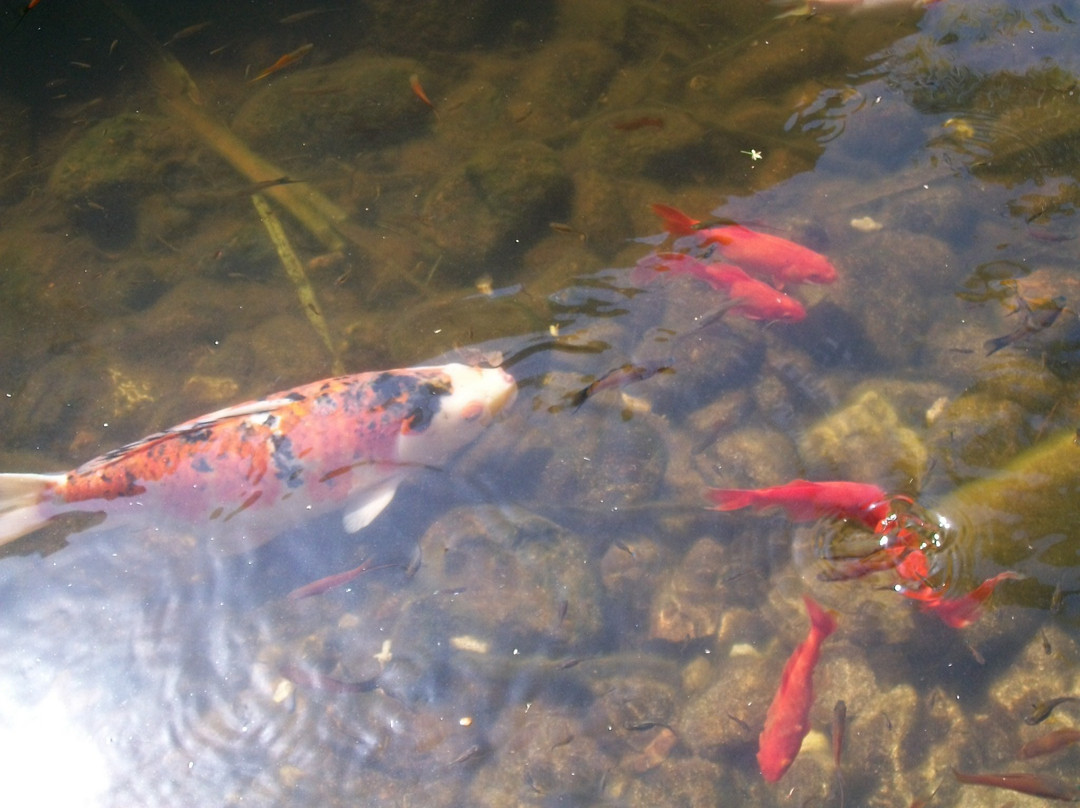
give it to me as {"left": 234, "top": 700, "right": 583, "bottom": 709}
{"left": 758, "top": 595, "right": 837, "bottom": 782}
{"left": 0, "top": 364, "right": 516, "bottom": 554}
{"left": 707, "top": 479, "right": 891, "bottom": 530}
{"left": 632, "top": 252, "right": 806, "bottom": 321}
{"left": 651, "top": 203, "right": 839, "bottom": 288}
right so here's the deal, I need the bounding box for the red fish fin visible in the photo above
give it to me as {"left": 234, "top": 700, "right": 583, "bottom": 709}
{"left": 0, "top": 472, "right": 65, "bottom": 546}
{"left": 651, "top": 203, "right": 701, "bottom": 236}
{"left": 803, "top": 595, "right": 838, "bottom": 637}
{"left": 705, "top": 487, "right": 757, "bottom": 511}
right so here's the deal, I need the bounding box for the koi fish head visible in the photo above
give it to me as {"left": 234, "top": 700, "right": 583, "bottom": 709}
{"left": 395, "top": 363, "right": 517, "bottom": 466}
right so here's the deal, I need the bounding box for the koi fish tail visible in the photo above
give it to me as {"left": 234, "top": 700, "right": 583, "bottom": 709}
{"left": 650, "top": 203, "right": 700, "bottom": 236}
{"left": 803, "top": 594, "right": 838, "bottom": 638}
{"left": 0, "top": 473, "right": 65, "bottom": 547}
{"left": 705, "top": 487, "right": 758, "bottom": 511}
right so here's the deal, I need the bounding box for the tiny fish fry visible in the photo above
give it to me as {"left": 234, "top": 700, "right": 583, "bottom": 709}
{"left": 651, "top": 203, "right": 839, "bottom": 288}
{"left": 758, "top": 594, "right": 837, "bottom": 782}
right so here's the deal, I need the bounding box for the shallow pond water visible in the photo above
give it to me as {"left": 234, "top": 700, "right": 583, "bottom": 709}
{"left": 2, "top": 0, "right": 1080, "bottom": 806}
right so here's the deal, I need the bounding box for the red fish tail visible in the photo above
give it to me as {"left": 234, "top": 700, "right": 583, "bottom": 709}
{"left": 803, "top": 594, "right": 838, "bottom": 638}
{"left": 651, "top": 203, "right": 701, "bottom": 236}
{"left": 706, "top": 487, "right": 758, "bottom": 511}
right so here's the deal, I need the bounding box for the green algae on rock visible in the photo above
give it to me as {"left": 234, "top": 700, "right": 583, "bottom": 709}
{"left": 798, "top": 389, "right": 928, "bottom": 493}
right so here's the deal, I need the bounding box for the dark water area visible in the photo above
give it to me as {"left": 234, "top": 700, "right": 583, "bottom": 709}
{"left": 1, "top": 0, "right": 1080, "bottom": 805}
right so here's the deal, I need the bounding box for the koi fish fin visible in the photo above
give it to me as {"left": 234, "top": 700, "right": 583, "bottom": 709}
{"left": 650, "top": 203, "right": 701, "bottom": 236}
{"left": 0, "top": 472, "right": 65, "bottom": 547}
{"left": 705, "top": 488, "right": 757, "bottom": 511}
{"left": 803, "top": 594, "right": 838, "bottom": 638}
{"left": 182, "top": 398, "right": 300, "bottom": 428}
{"left": 342, "top": 478, "right": 401, "bottom": 533}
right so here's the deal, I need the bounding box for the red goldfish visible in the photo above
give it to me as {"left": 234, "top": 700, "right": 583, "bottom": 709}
{"left": 651, "top": 204, "right": 839, "bottom": 288}
{"left": 632, "top": 253, "right": 806, "bottom": 321}
{"left": 0, "top": 364, "right": 516, "bottom": 554}
{"left": 707, "top": 479, "right": 891, "bottom": 530}
{"left": 898, "top": 571, "right": 1021, "bottom": 628}
{"left": 758, "top": 594, "right": 837, "bottom": 782}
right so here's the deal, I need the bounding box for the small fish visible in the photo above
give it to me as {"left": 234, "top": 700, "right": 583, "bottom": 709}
{"left": 651, "top": 203, "right": 839, "bottom": 288}
{"left": 832, "top": 700, "right": 846, "bottom": 765}
{"left": 1051, "top": 576, "right": 1066, "bottom": 614}
{"left": 1025, "top": 696, "right": 1080, "bottom": 726}
{"left": 952, "top": 768, "right": 1079, "bottom": 801}
{"left": 566, "top": 361, "right": 672, "bottom": 410}
{"left": 0, "top": 364, "right": 516, "bottom": 555}
{"left": 409, "top": 73, "right": 438, "bottom": 118}
{"left": 707, "top": 479, "right": 892, "bottom": 531}
{"left": 832, "top": 699, "right": 847, "bottom": 808}
{"left": 614, "top": 116, "right": 664, "bottom": 131}
{"left": 900, "top": 571, "right": 1021, "bottom": 628}
{"left": 984, "top": 294, "right": 1067, "bottom": 355}
{"left": 279, "top": 8, "right": 334, "bottom": 24}
{"left": 279, "top": 663, "right": 376, "bottom": 694}
{"left": 1017, "top": 728, "right": 1080, "bottom": 760}
{"left": 250, "top": 43, "right": 314, "bottom": 83}
{"left": 632, "top": 253, "right": 806, "bottom": 322}
{"left": 163, "top": 21, "right": 211, "bottom": 46}
{"left": 757, "top": 595, "right": 838, "bottom": 782}
{"left": 287, "top": 557, "right": 374, "bottom": 600}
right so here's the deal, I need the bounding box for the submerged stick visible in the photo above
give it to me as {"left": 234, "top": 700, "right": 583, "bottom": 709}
{"left": 99, "top": 0, "right": 350, "bottom": 252}
{"left": 252, "top": 192, "right": 344, "bottom": 374}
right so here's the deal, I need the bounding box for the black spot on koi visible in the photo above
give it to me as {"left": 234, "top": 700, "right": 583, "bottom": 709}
{"left": 179, "top": 427, "right": 213, "bottom": 444}
{"left": 270, "top": 434, "right": 304, "bottom": 489}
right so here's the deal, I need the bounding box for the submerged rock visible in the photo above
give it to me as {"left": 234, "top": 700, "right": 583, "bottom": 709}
{"left": 409, "top": 504, "right": 604, "bottom": 654}
{"left": 422, "top": 140, "right": 572, "bottom": 273}
{"left": 799, "top": 389, "right": 928, "bottom": 493}
{"left": 232, "top": 54, "right": 432, "bottom": 157}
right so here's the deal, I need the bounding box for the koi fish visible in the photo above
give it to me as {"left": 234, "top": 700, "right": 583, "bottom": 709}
{"left": 707, "top": 479, "right": 891, "bottom": 531}
{"left": 899, "top": 571, "right": 1020, "bottom": 628}
{"left": 0, "top": 363, "right": 516, "bottom": 554}
{"left": 632, "top": 253, "right": 806, "bottom": 321}
{"left": 651, "top": 204, "right": 839, "bottom": 287}
{"left": 952, "top": 768, "right": 1080, "bottom": 801}
{"left": 758, "top": 594, "right": 837, "bottom": 782}
{"left": 250, "top": 43, "right": 314, "bottom": 83}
